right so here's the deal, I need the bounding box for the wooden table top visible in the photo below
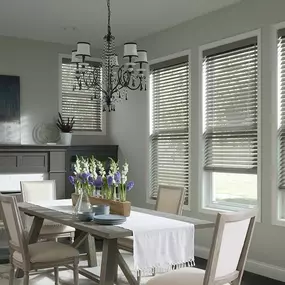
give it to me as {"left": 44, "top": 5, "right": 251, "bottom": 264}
{"left": 18, "top": 202, "right": 214, "bottom": 239}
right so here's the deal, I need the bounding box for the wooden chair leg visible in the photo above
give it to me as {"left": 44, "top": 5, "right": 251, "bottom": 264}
{"left": 70, "top": 232, "right": 75, "bottom": 244}
{"left": 54, "top": 267, "right": 59, "bottom": 285}
{"left": 137, "top": 270, "right": 141, "bottom": 284}
{"left": 23, "top": 271, "right": 29, "bottom": 285}
{"left": 73, "top": 257, "right": 79, "bottom": 285}
{"left": 9, "top": 263, "right": 14, "bottom": 285}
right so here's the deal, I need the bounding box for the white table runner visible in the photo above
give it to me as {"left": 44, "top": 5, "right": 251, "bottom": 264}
{"left": 33, "top": 200, "right": 195, "bottom": 274}
{"left": 117, "top": 211, "right": 195, "bottom": 274}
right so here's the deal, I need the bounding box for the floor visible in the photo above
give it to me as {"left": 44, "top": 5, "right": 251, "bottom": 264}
{"left": 0, "top": 255, "right": 283, "bottom": 285}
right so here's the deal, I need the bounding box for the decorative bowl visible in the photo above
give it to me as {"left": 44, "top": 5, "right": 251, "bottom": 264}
{"left": 77, "top": 212, "right": 95, "bottom": 222}
{"left": 92, "top": 204, "right": 110, "bottom": 215}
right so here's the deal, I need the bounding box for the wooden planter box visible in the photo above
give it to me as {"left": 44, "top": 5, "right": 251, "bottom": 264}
{"left": 71, "top": 193, "right": 131, "bottom": 217}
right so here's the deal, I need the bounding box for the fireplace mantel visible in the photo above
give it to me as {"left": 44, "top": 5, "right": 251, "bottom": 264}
{"left": 0, "top": 144, "right": 118, "bottom": 199}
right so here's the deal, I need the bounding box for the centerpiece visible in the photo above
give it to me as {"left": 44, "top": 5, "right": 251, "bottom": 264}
{"left": 69, "top": 156, "right": 134, "bottom": 217}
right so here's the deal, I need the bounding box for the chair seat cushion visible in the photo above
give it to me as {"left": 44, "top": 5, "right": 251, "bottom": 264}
{"left": 118, "top": 236, "right": 133, "bottom": 250}
{"left": 13, "top": 241, "right": 79, "bottom": 264}
{"left": 146, "top": 267, "right": 230, "bottom": 285}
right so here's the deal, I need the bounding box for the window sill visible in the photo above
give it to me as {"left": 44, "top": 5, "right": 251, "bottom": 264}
{"left": 272, "top": 218, "right": 285, "bottom": 227}
{"left": 72, "top": 130, "right": 106, "bottom": 136}
{"left": 200, "top": 203, "right": 260, "bottom": 222}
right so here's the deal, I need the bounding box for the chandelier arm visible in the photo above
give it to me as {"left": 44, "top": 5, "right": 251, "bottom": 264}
{"left": 82, "top": 71, "right": 107, "bottom": 95}
{"left": 110, "top": 65, "right": 126, "bottom": 93}
{"left": 121, "top": 69, "right": 143, "bottom": 90}
{"left": 125, "top": 78, "right": 143, "bottom": 91}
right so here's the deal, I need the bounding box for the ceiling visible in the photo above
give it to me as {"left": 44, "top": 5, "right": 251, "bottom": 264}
{"left": 0, "top": 0, "right": 241, "bottom": 49}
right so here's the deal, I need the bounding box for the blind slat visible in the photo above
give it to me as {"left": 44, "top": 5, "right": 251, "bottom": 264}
{"left": 203, "top": 40, "right": 258, "bottom": 174}
{"left": 150, "top": 60, "right": 190, "bottom": 203}
{"left": 61, "top": 59, "right": 102, "bottom": 131}
{"left": 278, "top": 35, "right": 285, "bottom": 189}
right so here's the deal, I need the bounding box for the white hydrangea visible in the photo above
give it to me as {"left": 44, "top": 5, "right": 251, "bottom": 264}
{"left": 121, "top": 162, "right": 129, "bottom": 184}
{"left": 89, "top": 156, "right": 98, "bottom": 180}
{"left": 74, "top": 156, "right": 83, "bottom": 175}
{"left": 82, "top": 157, "right": 89, "bottom": 173}
{"left": 97, "top": 160, "right": 106, "bottom": 177}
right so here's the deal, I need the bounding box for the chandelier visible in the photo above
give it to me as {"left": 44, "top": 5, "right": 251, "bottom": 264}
{"left": 70, "top": 0, "right": 148, "bottom": 112}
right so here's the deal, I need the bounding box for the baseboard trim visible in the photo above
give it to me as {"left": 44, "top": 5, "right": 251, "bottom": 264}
{"left": 195, "top": 245, "right": 285, "bottom": 283}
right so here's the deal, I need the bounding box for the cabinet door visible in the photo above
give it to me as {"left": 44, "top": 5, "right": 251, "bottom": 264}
{"left": 0, "top": 154, "right": 17, "bottom": 172}
{"left": 17, "top": 153, "right": 48, "bottom": 173}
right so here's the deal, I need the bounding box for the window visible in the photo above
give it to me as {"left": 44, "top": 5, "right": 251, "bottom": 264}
{"left": 277, "top": 28, "right": 285, "bottom": 219}
{"left": 61, "top": 57, "right": 102, "bottom": 132}
{"left": 149, "top": 55, "right": 190, "bottom": 204}
{"left": 202, "top": 37, "right": 259, "bottom": 209}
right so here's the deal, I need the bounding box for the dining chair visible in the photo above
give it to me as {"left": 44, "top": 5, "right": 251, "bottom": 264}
{"left": 20, "top": 180, "right": 75, "bottom": 242}
{"left": 118, "top": 185, "right": 186, "bottom": 282}
{"left": 146, "top": 209, "right": 257, "bottom": 285}
{"left": 0, "top": 194, "right": 80, "bottom": 285}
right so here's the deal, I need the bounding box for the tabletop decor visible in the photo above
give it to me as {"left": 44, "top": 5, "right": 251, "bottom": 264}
{"left": 69, "top": 156, "right": 134, "bottom": 216}
{"left": 56, "top": 112, "right": 75, "bottom": 145}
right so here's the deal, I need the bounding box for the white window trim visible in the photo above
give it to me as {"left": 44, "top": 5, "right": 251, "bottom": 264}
{"left": 146, "top": 49, "right": 192, "bottom": 211}
{"left": 198, "top": 30, "right": 262, "bottom": 217}
{"left": 58, "top": 53, "right": 106, "bottom": 136}
{"left": 272, "top": 21, "right": 285, "bottom": 227}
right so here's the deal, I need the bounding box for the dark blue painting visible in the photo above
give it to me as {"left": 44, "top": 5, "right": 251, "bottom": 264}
{"left": 0, "top": 75, "right": 20, "bottom": 144}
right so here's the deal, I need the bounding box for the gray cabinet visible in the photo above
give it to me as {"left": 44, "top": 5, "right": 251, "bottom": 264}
{"left": 0, "top": 153, "right": 48, "bottom": 173}
{"left": 49, "top": 151, "right": 66, "bottom": 199}
{"left": 0, "top": 154, "right": 17, "bottom": 170}
{"left": 18, "top": 153, "right": 48, "bottom": 172}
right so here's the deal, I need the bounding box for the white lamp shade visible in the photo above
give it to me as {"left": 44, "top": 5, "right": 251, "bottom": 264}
{"left": 76, "top": 42, "right": 91, "bottom": 57}
{"left": 123, "top": 42, "right": 138, "bottom": 57}
{"left": 136, "top": 50, "right": 148, "bottom": 63}
{"left": 71, "top": 50, "right": 82, "bottom": 63}
{"left": 110, "top": 54, "right": 119, "bottom": 66}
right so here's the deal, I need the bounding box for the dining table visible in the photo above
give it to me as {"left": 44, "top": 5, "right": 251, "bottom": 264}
{"left": 16, "top": 199, "right": 214, "bottom": 285}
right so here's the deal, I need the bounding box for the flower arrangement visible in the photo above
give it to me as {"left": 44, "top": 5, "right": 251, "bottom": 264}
{"left": 69, "top": 156, "right": 134, "bottom": 202}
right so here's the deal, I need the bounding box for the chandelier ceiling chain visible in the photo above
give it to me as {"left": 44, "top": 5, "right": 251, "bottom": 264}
{"left": 70, "top": 0, "right": 148, "bottom": 112}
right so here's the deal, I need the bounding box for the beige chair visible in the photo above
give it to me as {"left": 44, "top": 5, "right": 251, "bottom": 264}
{"left": 118, "top": 185, "right": 186, "bottom": 252}
{"left": 0, "top": 194, "right": 79, "bottom": 285}
{"left": 21, "top": 180, "right": 75, "bottom": 242}
{"left": 146, "top": 210, "right": 257, "bottom": 285}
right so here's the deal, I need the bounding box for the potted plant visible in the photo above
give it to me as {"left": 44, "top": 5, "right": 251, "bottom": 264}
{"left": 57, "top": 112, "right": 75, "bottom": 145}
{"left": 69, "top": 156, "right": 134, "bottom": 217}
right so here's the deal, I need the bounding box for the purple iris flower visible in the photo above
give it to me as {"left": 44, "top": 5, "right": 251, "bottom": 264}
{"left": 126, "top": 181, "right": 134, "bottom": 191}
{"left": 68, "top": 176, "right": 75, "bottom": 185}
{"left": 107, "top": 175, "right": 113, "bottom": 187}
{"left": 114, "top": 171, "right": 121, "bottom": 184}
{"left": 81, "top": 172, "right": 91, "bottom": 182}
{"left": 94, "top": 176, "right": 103, "bottom": 188}
{"left": 88, "top": 176, "right": 94, "bottom": 185}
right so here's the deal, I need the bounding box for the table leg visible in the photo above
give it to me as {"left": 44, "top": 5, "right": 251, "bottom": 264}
{"left": 100, "top": 239, "right": 118, "bottom": 285}
{"left": 72, "top": 231, "right": 88, "bottom": 249}
{"left": 15, "top": 216, "right": 44, "bottom": 278}
{"left": 85, "top": 234, "right": 97, "bottom": 267}
{"left": 118, "top": 250, "right": 139, "bottom": 285}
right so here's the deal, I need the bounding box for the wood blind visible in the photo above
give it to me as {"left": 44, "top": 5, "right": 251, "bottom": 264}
{"left": 150, "top": 56, "right": 190, "bottom": 202}
{"left": 203, "top": 37, "right": 258, "bottom": 174}
{"left": 61, "top": 58, "right": 102, "bottom": 131}
{"left": 278, "top": 29, "right": 285, "bottom": 189}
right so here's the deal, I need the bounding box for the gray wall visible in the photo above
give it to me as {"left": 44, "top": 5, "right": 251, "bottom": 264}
{"left": 0, "top": 36, "right": 108, "bottom": 145}
{"left": 108, "top": 0, "right": 285, "bottom": 280}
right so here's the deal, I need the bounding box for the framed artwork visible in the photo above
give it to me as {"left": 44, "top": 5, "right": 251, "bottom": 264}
{"left": 0, "top": 75, "right": 20, "bottom": 144}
